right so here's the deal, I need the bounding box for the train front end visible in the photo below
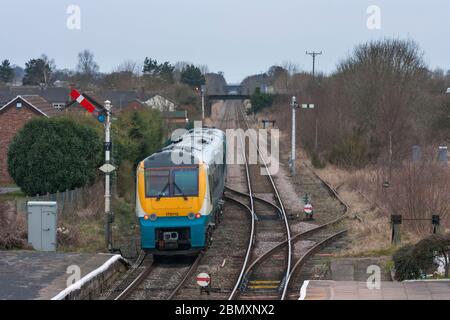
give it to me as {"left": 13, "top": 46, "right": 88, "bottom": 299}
{"left": 136, "top": 152, "right": 210, "bottom": 255}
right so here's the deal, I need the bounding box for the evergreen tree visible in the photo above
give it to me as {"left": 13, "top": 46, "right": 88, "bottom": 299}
{"left": 0, "top": 59, "right": 14, "bottom": 83}
{"left": 143, "top": 57, "right": 159, "bottom": 75}
{"left": 143, "top": 57, "right": 174, "bottom": 83}
{"left": 22, "top": 56, "right": 54, "bottom": 85}
{"left": 180, "top": 64, "right": 205, "bottom": 88}
{"left": 8, "top": 118, "right": 102, "bottom": 196}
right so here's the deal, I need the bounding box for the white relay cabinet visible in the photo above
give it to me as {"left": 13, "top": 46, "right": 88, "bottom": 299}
{"left": 27, "top": 201, "right": 57, "bottom": 251}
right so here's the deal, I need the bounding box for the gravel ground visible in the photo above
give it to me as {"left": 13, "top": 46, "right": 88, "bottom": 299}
{"left": 129, "top": 257, "right": 194, "bottom": 300}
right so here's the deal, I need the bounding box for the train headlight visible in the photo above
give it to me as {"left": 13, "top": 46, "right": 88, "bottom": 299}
{"left": 149, "top": 213, "right": 157, "bottom": 221}
{"left": 188, "top": 212, "right": 195, "bottom": 220}
{"left": 195, "top": 213, "right": 201, "bottom": 219}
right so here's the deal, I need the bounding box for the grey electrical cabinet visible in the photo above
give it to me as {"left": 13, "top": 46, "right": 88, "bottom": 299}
{"left": 27, "top": 201, "right": 57, "bottom": 251}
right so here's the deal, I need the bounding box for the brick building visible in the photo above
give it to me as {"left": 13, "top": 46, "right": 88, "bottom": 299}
{"left": 0, "top": 95, "right": 59, "bottom": 184}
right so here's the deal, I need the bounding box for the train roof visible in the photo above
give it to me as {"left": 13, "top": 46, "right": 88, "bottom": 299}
{"left": 144, "top": 127, "right": 225, "bottom": 168}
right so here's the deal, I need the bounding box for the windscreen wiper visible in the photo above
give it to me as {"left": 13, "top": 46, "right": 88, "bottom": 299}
{"left": 156, "top": 182, "right": 170, "bottom": 201}
{"left": 173, "top": 182, "right": 188, "bottom": 200}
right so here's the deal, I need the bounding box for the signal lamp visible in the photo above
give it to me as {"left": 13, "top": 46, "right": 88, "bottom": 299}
{"left": 97, "top": 112, "right": 106, "bottom": 123}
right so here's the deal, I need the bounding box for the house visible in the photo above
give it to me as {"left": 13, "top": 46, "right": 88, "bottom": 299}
{"left": 162, "top": 110, "right": 189, "bottom": 124}
{"left": 0, "top": 95, "right": 60, "bottom": 183}
{"left": 95, "top": 90, "right": 145, "bottom": 111}
{"left": 121, "top": 99, "right": 147, "bottom": 111}
{"left": 161, "top": 110, "right": 189, "bottom": 138}
{"left": 0, "top": 86, "right": 71, "bottom": 110}
{"left": 144, "top": 94, "right": 177, "bottom": 112}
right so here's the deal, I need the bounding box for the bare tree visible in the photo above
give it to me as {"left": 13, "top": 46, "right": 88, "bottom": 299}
{"left": 76, "top": 50, "right": 99, "bottom": 87}
{"left": 40, "top": 54, "right": 55, "bottom": 86}
{"left": 116, "top": 60, "right": 141, "bottom": 76}
{"left": 197, "top": 64, "right": 209, "bottom": 75}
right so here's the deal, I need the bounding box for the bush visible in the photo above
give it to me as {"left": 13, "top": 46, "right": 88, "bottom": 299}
{"left": 413, "top": 234, "right": 450, "bottom": 277}
{"left": 393, "top": 244, "right": 422, "bottom": 281}
{"left": 8, "top": 117, "right": 102, "bottom": 196}
{"left": 0, "top": 201, "right": 27, "bottom": 249}
{"left": 113, "top": 108, "right": 164, "bottom": 167}
{"left": 311, "top": 151, "right": 326, "bottom": 169}
{"left": 393, "top": 234, "right": 450, "bottom": 280}
{"left": 250, "top": 88, "right": 274, "bottom": 113}
{"left": 117, "top": 160, "right": 135, "bottom": 203}
{"left": 328, "top": 128, "right": 370, "bottom": 168}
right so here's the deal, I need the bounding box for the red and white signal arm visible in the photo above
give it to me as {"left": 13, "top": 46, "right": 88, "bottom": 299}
{"left": 196, "top": 272, "right": 211, "bottom": 287}
{"left": 70, "top": 89, "right": 95, "bottom": 113}
{"left": 304, "top": 203, "right": 313, "bottom": 214}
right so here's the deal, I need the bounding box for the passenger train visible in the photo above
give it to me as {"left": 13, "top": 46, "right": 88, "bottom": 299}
{"left": 136, "top": 127, "right": 227, "bottom": 255}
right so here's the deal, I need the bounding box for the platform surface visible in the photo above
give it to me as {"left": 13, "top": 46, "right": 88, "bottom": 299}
{"left": 302, "top": 280, "right": 450, "bottom": 300}
{"left": 0, "top": 251, "right": 115, "bottom": 300}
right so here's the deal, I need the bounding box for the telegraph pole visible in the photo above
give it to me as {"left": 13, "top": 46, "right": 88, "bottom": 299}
{"left": 306, "top": 51, "right": 322, "bottom": 80}
{"left": 291, "top": 96, "right": 299, "bottom": 176}
{"left": 306, "top": 51, "right": 322, "bottom": 150}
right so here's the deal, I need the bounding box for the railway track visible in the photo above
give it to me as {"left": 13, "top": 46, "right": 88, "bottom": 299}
{"left": 105, "top": 252, "right": 203, "bottom": 300}
{"left": 230, "top": 101, "right": 350, "bottom": 300}
{"left": 227, "top": 101, "right": 292, "bottom": 300}
{"left": 102, "top": 99, "right": 349, "bottom": 301}
{"left": 169, "top": 101, "right": 255, "bottom": 300}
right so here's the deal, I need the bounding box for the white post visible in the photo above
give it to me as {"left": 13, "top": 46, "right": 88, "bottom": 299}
{"left": 291, "top": 96, "right": 297, "bottom": 176}
{"left": 201, "top": 85, "right": 205, "bottom": 120}
{"left": 104, "top": 100, "right": 112, "bottom": 251}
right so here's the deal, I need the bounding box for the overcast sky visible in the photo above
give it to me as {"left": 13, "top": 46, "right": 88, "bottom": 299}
{"left": 1, "top": 0, "right": 449, "bottom": 83}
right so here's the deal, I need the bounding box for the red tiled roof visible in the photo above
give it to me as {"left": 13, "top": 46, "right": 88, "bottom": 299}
{"left": 21, "top": 95, "right": 60, "bottom": 116}
{"left": 0, "top": 95, "right": 61, "bottom": 117}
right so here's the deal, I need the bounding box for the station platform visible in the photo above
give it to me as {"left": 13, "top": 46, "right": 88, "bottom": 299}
{"left": 0, "top": 251, "right": 125, "bottom": 300}
{"left": 300, "top": 280, "right": 450, "bottom": 300}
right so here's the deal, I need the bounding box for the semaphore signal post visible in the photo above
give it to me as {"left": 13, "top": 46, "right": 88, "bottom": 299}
{"left": 70, "top": 90, "right": 115, "bottom": 251}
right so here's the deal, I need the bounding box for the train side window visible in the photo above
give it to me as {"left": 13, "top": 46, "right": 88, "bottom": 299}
{"left": 208, "top": 174, "right": 214, "bottom": 202}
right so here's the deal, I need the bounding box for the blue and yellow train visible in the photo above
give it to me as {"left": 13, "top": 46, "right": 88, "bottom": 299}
{"left": 136, "top": 127, "right": 226, "bottom": 255}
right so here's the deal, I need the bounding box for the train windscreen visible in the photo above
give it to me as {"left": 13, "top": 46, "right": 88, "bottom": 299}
{"left": 173, "top": 168, "right": 198, "bottom": 197}
{"left": 145, "top": 170, "right": 170, "bottom": 197}
{"left": 145, "top": 167, "right": 198, "bottom": 198}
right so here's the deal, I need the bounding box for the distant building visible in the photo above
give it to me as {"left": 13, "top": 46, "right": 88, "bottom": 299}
{"left": 144, "top": 94, "right": 177, "bottom": 112}
{"left": 163, "top": 110, "right": 189, "bottom": 125}
{"left": 122, "top": 99, "right": 146, "bottom": 111}
{"left": 0, "top": 95, "right": 60, "bottom": 183}
{"left": 95, "top": 90, "right": 145, "bottom": 111}
{"left": 0, "top": 86, "right": 71, "bottom": 111}
{"left": 162, "top": 110, "right": 189, "bottom": 138}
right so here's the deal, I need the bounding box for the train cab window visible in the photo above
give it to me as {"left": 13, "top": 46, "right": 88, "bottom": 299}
{"left": 173, "top": 168, "right": 198, "bottom": 197}
{"left": 145, "top": 170, "right": 170, "bottom": 197}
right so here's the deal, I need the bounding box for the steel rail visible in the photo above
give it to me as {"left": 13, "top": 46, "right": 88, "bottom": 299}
{"left": 115, "top": 260, "right": 155, "bottom": 300}
{"left": 280, "top": 167, "right": 351, "bottom": 300}
{"left": 225, "top": 185, "right": 282, "bottom": 218}
{"left": 104, "top": 250, "right": 146, "bottom": 300}
{"left": 284, "top": 229, "right": 348, "bottom": 300}
{"left": 235, "top": 103, "right": 293, "bottom": 299}
{"left": 228, "top": 102, "right": 257, "bottom": 300}
{"left": 167, "top": 252, "right": 204, "bottom": 300}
